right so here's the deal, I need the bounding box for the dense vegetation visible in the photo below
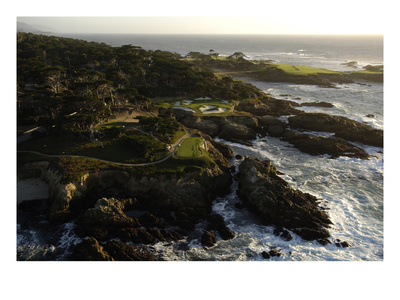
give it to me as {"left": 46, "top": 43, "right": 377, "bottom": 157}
{"left": 17, "top": 33, "right": 263, "bottom": 135}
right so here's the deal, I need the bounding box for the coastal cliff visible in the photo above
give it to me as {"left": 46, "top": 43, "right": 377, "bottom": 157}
{"left": 238, "top": 157, "right": 332, "bottom": 244}
{"left": 19, "top": 162, "right": 231, "bottom": 226}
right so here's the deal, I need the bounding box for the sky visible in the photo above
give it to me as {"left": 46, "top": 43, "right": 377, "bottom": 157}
{"left": 14, "top": 0, "right": 388, "bottom": 35}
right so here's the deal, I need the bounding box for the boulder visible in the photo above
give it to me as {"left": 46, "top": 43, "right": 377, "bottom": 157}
{"left": 238, "top": 157, "right": 332, "bottom": 244}
{"left": 201, "top": 231, "right": 218, "bottom": 247}
{"left": 261, "top": 248, "right": 283, "bottom": 259}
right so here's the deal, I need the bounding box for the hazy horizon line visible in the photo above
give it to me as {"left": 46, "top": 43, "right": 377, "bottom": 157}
{"left": 38, "top": 31, "right": 384, "bottom": 36}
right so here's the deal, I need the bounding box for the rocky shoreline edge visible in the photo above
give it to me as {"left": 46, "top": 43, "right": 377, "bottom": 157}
{"left": 18, "top": 83, "right": 382, "bottom": 261}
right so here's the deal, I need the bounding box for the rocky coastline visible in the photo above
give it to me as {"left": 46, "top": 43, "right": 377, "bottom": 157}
{"left": 17, "top": 80, "right": 381, "bottom": 261}
{"left": 176, "top": 96, "right": 382, "bottom": 159}
{"left": 239, "top": 67, "right": 383, "bottom": 87}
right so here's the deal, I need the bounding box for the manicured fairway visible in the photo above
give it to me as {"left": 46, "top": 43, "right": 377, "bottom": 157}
{"left": 175, "top": 137, "right": 203, "bottom": 158}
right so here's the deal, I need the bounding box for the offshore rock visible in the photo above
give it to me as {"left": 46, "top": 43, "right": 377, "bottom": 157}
{"left": 300, "top": 101, "right": 334, "bottom": 108}
{"left": 238, "top": 157, "right": 332, "bottom": 244}
{"left": 282, "top": 130, "right": 370, "bottom": 159}
{"left": 288, "top": 113, "right": 383, "bottom": 147}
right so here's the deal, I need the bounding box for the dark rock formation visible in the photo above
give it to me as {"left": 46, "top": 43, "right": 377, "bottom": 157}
{"left": 75, "top": 196, "right": 184, "bottom": 245}
{"left": 273, "top": 227, "right": 293, "bottom": 241}
{"left": 114, "top": 227, "right": 158, "bottom": 244}
{"left": 300, "top": 102, "right": 334, "bottom": 108}
{"left": 334, "top": 239, "right": 351, "bottom": 248}
{"left": 206, "top": 214, "right": 235, "bottom": 240}
{"left": 69, "top": 237, "right": 158, "bottom": 261}
{"left": 201, "top": 231, "right": 218, "bottom": 247}
{"left": 282, "top": 130, "right": 370, "bottom": 159}
{"left": 261, "top": 248, "right": 283, "bottom": 259}
{"left": 258, "top": 115, "right": 287, "bottom": 137}
{"left": 219, "top": 122, "right": 257, "bottom": 141}
{"left": 102, "top": 240, "right": 158, "bottom": 261}
{"left": 288, "top": 113, "right": 383, "bottom": 147}
{"left": 44, "top": 157, "right": 232, "bottom": 226}
{"left": 234, "top": 97, "right": 302, "bottom": 117}
{"left": 238, "top": 157, "right": 332, "bottom": 244}
{"left": 179, "top": 115, "right": 257, "bottom": 142}
{"left": 202, "top": 134, "right": 234, "bottom": 159}
{"left": 83, "top": 197, "right": 138, "bottom": 228}
{"left": 347, "top": 72, "right": 383, "bottom": 82}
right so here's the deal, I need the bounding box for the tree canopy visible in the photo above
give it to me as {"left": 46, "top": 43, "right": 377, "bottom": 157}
{"left": 17, "top": 33, "right": 263, "bottom": 134}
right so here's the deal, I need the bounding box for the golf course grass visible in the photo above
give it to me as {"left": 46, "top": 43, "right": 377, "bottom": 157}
{"left": 175, "top": 137, "right": 203, "bottom": 158}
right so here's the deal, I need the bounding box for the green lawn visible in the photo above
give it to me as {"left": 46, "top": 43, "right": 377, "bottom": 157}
{"left": 96, "top": 121, "right": 132, "bottom": 130}
{"left": 175, "top": 137, "right": 203, "bottom": 158}
{"left": 264, "top": 63, "right": 341, "bottom": 75}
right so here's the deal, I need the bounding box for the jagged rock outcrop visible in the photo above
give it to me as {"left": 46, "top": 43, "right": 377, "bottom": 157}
{"left": 234, "top": 97, "right": 302, "bottom": 116}
{"left": 43, "top": 165, "right": 230, "bottom": 227}
{"left": 69, "top": 237, "right": 158, "bottom": 261}
{"left": 201, "top": 231, "right": 218, "bottom": 247}
{"left": 258, "top": 115, "right": 287, "bottom": 137}
{"left": 288, "top": 113, "right": 383, "bottom": 147}
{"left": 282, "top": 130, "right": 370, "bottom": 159}
{"left": 18, "top": 155, "right": 232, "bottom": 227}
{"left": 206, "top": 214, "right": 235, "bottom": 240}
{"left": 74, "top": 196, "right": 184, "bottom": 245}
{"left": 179, "top": 115, "right": 258, "bottom": 142}
{"left": 201, "top": 134, "right": 234, "bottom": 159}
{"left": 83, "top": 197, "right": 137, "bottom": 228}
{"left": 238, "top": 157, "right": 332, "bottom": 244}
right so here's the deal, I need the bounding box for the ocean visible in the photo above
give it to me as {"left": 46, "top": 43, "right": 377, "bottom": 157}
{"left": 17, "top": 34, "right": 384, "bottom": 261}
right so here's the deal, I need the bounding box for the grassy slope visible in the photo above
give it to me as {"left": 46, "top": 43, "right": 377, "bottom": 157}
{"left": 268, "top": 63, "right": 340, "bottom": 75}
{"left": 175, "top": 137, "right": 203, "bottom": 158}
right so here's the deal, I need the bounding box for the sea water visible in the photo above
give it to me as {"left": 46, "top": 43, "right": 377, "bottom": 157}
{"left": 17, "top": 34, "right": 383, "bottom": 261}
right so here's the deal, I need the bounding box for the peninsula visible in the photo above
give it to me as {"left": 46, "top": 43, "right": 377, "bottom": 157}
{"left": 17, "top": 33, "right": 382, "bottom": 260}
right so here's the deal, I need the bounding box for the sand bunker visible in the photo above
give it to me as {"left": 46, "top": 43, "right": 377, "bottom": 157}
{"left": 200, "top": 105, "right": 227, "bottom": 114}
